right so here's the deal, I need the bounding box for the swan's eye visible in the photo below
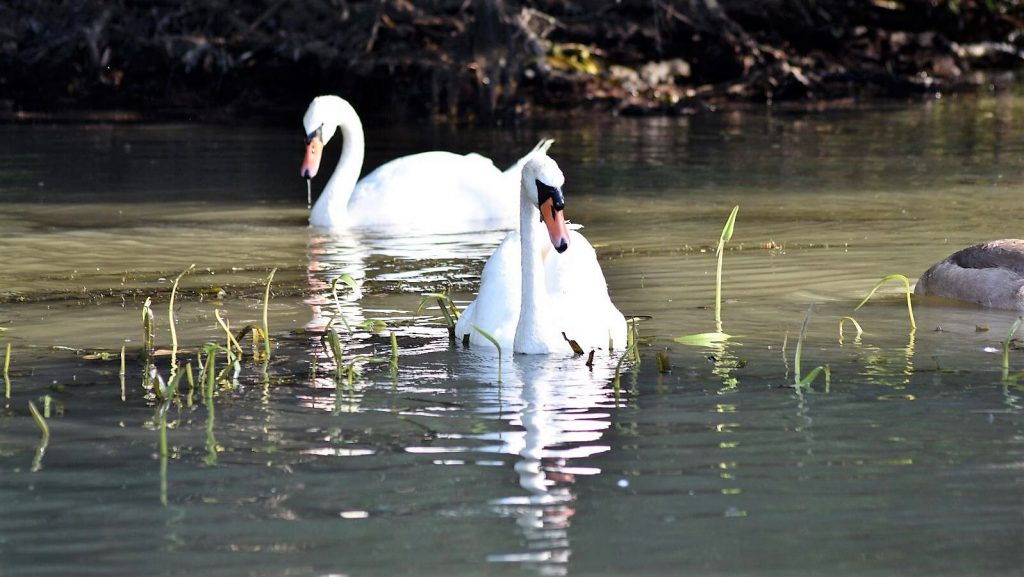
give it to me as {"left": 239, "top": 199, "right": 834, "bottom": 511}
{"left": 535, "top": 180, "right": 564, "bottom": 210}
{"left": 305, "top": 125, "right": 323, "bottom": 145}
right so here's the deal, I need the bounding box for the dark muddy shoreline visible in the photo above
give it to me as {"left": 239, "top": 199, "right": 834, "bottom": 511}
{"left": 2, "top": 1, "right": 1022, "bottom": 122}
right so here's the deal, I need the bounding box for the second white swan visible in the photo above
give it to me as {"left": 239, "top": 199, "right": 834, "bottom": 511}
{"left": 455, "top": 153, "right": 627, "bottom": 355}
{"left": 300, "top": 95, "right": 551, "bottom": 231}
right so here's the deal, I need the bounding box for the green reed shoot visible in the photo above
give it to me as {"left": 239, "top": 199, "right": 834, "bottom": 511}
{"left": 390, "top": 331, "right": 398, "bottom": 373}
{"left": 119, "top": 345, "right": 126, "bottom": 402}
{"left": 28, "top": 399, "right": 49, "bottom": 441}
{"left": 419, "top": 291, "right": 460, "bottom": 338}
{"left": 168, "top": 264, "right": 195, "bottom": 369}
{"left": 328, "top": 274, "right": 358, "bottom": 333}
{"left": 613, "top": 320, "right": 643, "bottom": 396}
{"left": 262, "top": 268, "right": 277, "bottom": 360}
{"left": 856, "top": 273, "right": 917, "bottom": 331}
{"left": 185, "top": 362, "right": 195, "bottom": 406}
{"left": 141, "top": 297, "right": 155, "bottom": 360}
{"left": 157, "top": 403, "right": 169, "bottom": 505}
{"left": 214, "top": 309, "right": 244, "bottom": 361}
{"left": 1001, "top": 317, "right": 1023, "bottom": 380}
{"left": 28, "top": 400, "right": 49, "bottom": 472}
{"left": 794, "top": 303, "right": 830, "bottom": 390}
{"left": 4, "top": 342, "right": 10, "bottom": 399}
{"left": 470, "top": 324, "right": 502, "bottom": 383}
{"left": 202, "top": 345, "right": 218, "bottom": 466}
{"left": 715, "top": 205, "right": 739, "bottom": 331}
{"left": 325, "top": 327, "right": 345, "bottom": 382}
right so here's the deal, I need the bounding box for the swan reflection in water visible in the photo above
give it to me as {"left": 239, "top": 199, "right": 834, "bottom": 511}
{"left": 304, "top": 226, "right": 506, "bottom": 334}
{"left": 304, "top": 227, "right": 622, "bottom": 575}
{"left": 459, "top": 349, "right": 620, "bottom": 576}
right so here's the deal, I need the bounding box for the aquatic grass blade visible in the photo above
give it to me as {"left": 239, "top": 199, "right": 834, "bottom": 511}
{"left": 1002, "top": 317, "right": 1023, "bottom": 379}
{"left": 390, "top": 331, "right": 399, "bottom": 373}
{"left": 168, "top": 264, "right": 196, "bottom": 369}
{"left": 838, "top": 316, "right": 864, "bottom": 344}
{"left": 28, "top": 400, "right": 49, "bottom": 473}
{"left": 262, "top": 268, "right": 277, "bottom": 359}
{"left": 794, "top": 303, "right": 813, "bottom": 385}
{"left": 715, "top": 205, "right": 739, "bottom": 330}
{"left": 3, "top": 342, "right": 10, "bottom": 400}
{"left": 855, "top": 273, "right": 917, "bottom": 331}
{"left": 470, "top": 324, "right": 502, "bottom": 383}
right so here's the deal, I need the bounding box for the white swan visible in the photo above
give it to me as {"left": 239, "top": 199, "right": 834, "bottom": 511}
{"left": 300, "top": 95, "right": 551, "bottom": 231}
{"left": 455, "top": 153, "right": 627, "bottom": 355}
{"left": 915, "top": 239, "right": 1024, "bottom": 311}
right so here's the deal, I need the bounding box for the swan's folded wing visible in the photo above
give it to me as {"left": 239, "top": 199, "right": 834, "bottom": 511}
{"left": 455, "top": 232, "right": 521, "bottom": 349}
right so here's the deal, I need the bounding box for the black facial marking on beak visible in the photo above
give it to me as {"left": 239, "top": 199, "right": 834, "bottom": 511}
{"left": 555, "top": 239, "right": 568, "bottom": 253}
{"left": 536, "top": 180, "right": 565, "bottom": 223}
{"left": 305, "top": 125, "right": 323, "bottom": 145}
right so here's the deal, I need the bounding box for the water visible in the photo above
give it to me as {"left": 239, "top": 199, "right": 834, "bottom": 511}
{"left": 1, "top": 94, "right": 1023, "bottom": 576}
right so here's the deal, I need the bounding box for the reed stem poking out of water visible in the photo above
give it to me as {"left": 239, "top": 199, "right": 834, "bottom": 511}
{"left": 119, "top": 345, "right": 126, "bottom": 401}
{"left": 390, "top": 331, "right": 398, "bottom": 375}
{"left": 28, "top": 400, "right": 49, "bottom": 473}
{"left": 674, "top": 206, "right": 738, "bottom": 347}
{"left": 715, "top": 205, "right": 739, "bottom": 333}
{"left": 169, "top": 264, "right": 196, "bottom": 370}
{"left": 4, "top": 342, "right": 10, "bottom": 400}
{"left": 262, "top": 268, "right": 277, "bottom": 360}
{"left": 1002, "top": 317, "right": 1023, "bottom": 381}
{"left": 141, "top": 297, "right": 155, "bottom": 360}
{"left": 794, "top": 302, "right": 830, "bottom": 390}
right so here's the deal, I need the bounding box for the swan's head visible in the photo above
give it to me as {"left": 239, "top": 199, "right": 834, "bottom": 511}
{"left": 300, "top": 96, "right": 345, "bottom": 180}
{"left": 523, "top": 155, "right": 570, "bottom": 254}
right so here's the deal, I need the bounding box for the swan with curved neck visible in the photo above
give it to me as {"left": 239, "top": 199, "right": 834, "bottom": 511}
{"left": 300, "top": 95, "right": 551, "bottom": 231}
{"left": 915, "top": 239, "right": 1024, "bottom": 311}
{"left": 455, "top": 154, "right": 627, "bottom": 355}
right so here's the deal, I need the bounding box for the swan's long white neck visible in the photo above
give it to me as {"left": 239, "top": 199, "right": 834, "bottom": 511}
{"left": 310, "top": 98, "right": 365, "bottom": 227}
{"left": 514, "top": 184, "right": 550, "bottom": 354}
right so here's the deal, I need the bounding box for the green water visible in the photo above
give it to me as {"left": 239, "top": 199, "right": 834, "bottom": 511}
{"left": 0, "top": 94, "right": 1022, "bottom": 576}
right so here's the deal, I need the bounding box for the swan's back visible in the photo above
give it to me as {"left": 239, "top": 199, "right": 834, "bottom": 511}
{"left": 347, "top": 151, "right": 516, "bottom": 229}
{"left": 915, "top": 239, "right": 1024, "bottom": 311}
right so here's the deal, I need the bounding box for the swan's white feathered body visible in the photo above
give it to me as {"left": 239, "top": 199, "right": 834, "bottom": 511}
{"left": 300, "top": 95, "right": 550, "bottom": 231}
{"left": 455, "top": 154, "right": 627, "bottom": 355}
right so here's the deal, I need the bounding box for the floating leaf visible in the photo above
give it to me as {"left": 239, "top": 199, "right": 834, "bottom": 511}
{"left": 674, "top": 331, "right": 732, "bottom": 347}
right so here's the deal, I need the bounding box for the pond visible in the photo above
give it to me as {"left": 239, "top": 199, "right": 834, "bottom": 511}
{"left": 1, "top": 94, "right": 1022, "bottom": 576}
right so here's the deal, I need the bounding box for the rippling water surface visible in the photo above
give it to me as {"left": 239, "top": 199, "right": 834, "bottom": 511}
{"left": 1, "top": 94, "right": 1022, "bottom": 576}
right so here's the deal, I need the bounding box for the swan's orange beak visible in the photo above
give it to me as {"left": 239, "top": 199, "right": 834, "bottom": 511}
{"left": 301, "top": 136, "right": 323, "bottom": 179}
{"left": 540, "top": 196, "right": 570, "bottom": 253}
